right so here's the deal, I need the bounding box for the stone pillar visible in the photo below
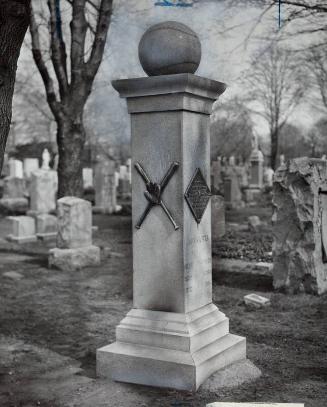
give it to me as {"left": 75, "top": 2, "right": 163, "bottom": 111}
{"left": 49, "top": 197, "right": 100, "bottom": 271}
{"left": 94, "top": 159, "right": 116, "bottom": 214}
{"left": 248, "top": 149, "right": 264, "bottom": 189}
{"left": 97, "top": 21, "right": 246, "bottom": 391}
{"left": 273, "top": 158, "right": 327, "bottom": 295}
{"left": 28, "top": 169, "right": 57, "bottom": 215}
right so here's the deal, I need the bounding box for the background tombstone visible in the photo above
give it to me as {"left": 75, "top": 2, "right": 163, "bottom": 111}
{"left": 6, "top": 215, "right": 37, "bottom": 243}
{"left": 97, "top": 21, "right": 247, "bottom": 391}
{"left": 223, "top": 169, "right": 243, "bottom": 209}
{"left": 211, "top": 194, "right": 225, "bottom": 241}
{"left": 0, "top": 176, "right": 28, "bottom": 214}
{"left": 49, "top": 197, "right": 100, "bottom": 271}
{"left": 9, "top": 159, "right": 23, "bottom": 179}
{"left": 23, "top": 158, "right": 39, "bottom": 178}
{"left": 211, "top": 156, "right": 222, "bottom": 193}
{"left": 28, "top": 169, "right": 57, "bottom": 215}
{"left": 83, "top": 168, "right": 93, "bottom": 190}
{"left": 273, "top": 157, "right": 327, "bottom": 294}
{"left": 94, "top": 158, "right": 117, "bottom": 214}
{"left": 36, "top": 214, "right": 58, "bottom": 241}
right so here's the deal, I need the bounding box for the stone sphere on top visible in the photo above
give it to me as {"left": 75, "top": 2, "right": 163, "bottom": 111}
{"left": 138, "top": 21, "right": 201, "bottom": 77}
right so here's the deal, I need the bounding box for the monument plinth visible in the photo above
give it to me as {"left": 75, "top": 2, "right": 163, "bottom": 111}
{"left": 97, "top": 21, "right": 246, "bottom": 391}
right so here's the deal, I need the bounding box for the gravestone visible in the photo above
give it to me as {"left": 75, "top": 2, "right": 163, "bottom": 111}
{"left": 49, "top": 197, "right": 100, "bottom": 271}
{"left": 83, "top": 168, "right": 93, "bottom": 189}
{"left": 23, "top": 158, "right": 39, "bottom": 178}
{"left": 97, "top": 21, "right": 246, "bottom": 391}
{"left": 9, "top": 159, "right": 23, "bottom": 179}
{"left": 28, "top": 169, "right": 57, "bottom": 215}
{"left": 6, "top": 216, "right": 37, "bottom": 243}
{"left": 2, "top": 177, "right": 26, "bottom": 198}
{"left": 94, "top": 158, "right": 117, "bottom": 214}
{"left": 223, "top": 169, "right": 243, "bottom": 209}
{"left": 36, "top": 214, "right": 57, "bottom": 241}
{"left": 0, "top": 176, "right": 28, "bottom": 214}
{"left": 273, "top": 157, "right": 327, "bottom": 294}
{"left": 211, "top": 195, "right": 225, "bottom": 240}
{"left": 211, "top": 157, "right": 222, "bottom": 193}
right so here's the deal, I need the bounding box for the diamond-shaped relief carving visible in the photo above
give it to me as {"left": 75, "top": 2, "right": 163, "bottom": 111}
{"left": 185, "top": 168, "right": 211, "bottom": 224}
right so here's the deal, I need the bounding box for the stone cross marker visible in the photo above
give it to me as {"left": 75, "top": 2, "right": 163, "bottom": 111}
{"left": 96, "top": 21, "right": 246, "bottom": 391}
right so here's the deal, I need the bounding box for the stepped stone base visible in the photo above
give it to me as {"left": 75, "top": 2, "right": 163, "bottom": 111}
{"left": 97, "top": 303, "right": 246, "bottom": 391}
{"left": 49, "top": 245, "right": 100, "bottom": 271}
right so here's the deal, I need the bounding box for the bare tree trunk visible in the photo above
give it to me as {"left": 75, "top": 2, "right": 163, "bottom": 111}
{"left": 0, "top": 0, "right": 31, "bottom": 174}
{"left": 57, "top": 114, "right": 85, "bottom": 198}
{"left": 271, "top": 128, "right": 279, "bottom": 170}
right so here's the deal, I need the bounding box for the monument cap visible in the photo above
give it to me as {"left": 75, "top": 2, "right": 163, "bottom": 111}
{"left": 138, "top": 21, "right": 201, "bottom": 76}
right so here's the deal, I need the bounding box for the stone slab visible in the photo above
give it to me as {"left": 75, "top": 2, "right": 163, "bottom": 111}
{"left": 208, "top": 404, "right": 303, "bottom": 407}
{"left": 48, "top": 245, "right": 100, "bottom": 271}
{"left": 213, "top": 259, "right": 273, "bottom": 277}
{"left": 7, "top": 235, "right": 37, "bottom": 244}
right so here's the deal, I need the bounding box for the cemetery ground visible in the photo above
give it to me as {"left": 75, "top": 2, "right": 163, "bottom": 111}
{"left": 0, "top": 208, "right": 326, "bottom": 407}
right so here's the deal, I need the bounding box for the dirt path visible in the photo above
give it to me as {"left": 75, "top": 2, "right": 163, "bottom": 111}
{"left": 0, "top": 215, "right": 326, "bottom": 406}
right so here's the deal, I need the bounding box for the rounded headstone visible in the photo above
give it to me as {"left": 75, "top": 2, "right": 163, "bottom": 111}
{"left": 138, "top": 21, "right": 201, "bottom": 76}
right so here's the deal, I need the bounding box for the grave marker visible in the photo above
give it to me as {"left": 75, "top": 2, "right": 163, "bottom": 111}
{"left": 97, "top": 21, "right": 247, "bottom": 391}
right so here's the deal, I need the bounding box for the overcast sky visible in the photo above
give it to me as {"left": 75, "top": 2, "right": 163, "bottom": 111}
{"left": 13, "top": 0, "right": 322, "bottom": 146}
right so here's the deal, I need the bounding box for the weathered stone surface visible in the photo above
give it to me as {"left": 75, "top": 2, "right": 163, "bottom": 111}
{"left": 212, "top": 195, "right": 225, "bottom": 240}
{"left": 48, "top": 246, "right": 100, "bottom": 271}
{"left": 57, "top": 197, "right": 92, "bottom": 249}
{"left": 138, "top": 21, "right": 201, "bottom": 76}
{"left": 273, "top": 157, "right": 327, "bottom": 295}
{"left": 29, "top": 169, "right": 57, "bottom": 214}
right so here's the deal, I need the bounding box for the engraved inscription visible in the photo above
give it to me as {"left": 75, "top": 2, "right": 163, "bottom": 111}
{"left": 185, "top": 168, "right": 211, "bottom": 223}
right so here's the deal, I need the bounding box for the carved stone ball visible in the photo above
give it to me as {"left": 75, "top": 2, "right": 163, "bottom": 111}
{"left": 138, "top": 21, "right": 201, "bottom": 76}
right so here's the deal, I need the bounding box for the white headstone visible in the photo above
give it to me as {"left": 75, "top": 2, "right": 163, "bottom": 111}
{"left": 6, "top": 216, "right": 37, "bottom": 243}
{"left": 9, "top": 159, "right": 23, "bottom": 179}
{"left": 83, "top": 168, "right": 93, "bottom": 189}
{"left": 29, "top": 169, "right": 57, "bottom": 214}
